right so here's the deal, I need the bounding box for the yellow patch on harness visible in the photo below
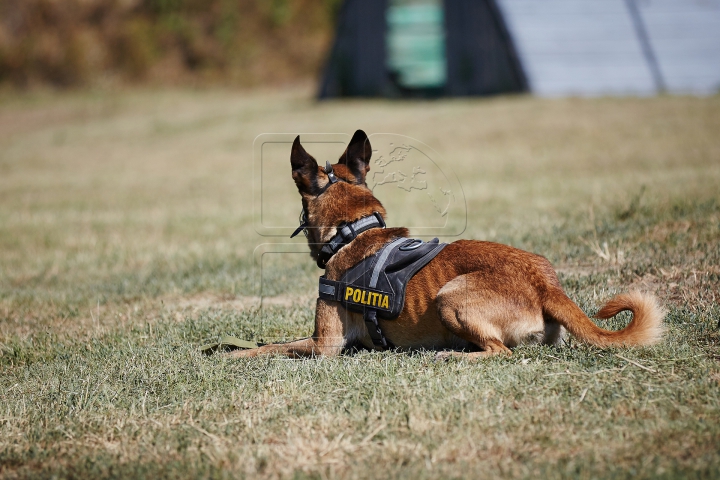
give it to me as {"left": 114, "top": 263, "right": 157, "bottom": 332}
{"left": 345, "top": 286, "right": 390, "bottom": 309}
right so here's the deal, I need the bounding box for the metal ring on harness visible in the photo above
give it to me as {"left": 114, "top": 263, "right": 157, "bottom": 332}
{"left": 399, "top": 239, "right": 423, "bottom": 251}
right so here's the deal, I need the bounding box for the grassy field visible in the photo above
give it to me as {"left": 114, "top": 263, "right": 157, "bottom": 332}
{"left": 1, "top": 87, "right": 719, "bottom": 479}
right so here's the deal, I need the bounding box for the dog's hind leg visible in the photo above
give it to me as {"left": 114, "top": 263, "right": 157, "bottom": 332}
{"left": 434, "top": 274, "right": 543, "bottom": 360}
{"left": 542, "top": 320, "right": 566, "bottom": 347}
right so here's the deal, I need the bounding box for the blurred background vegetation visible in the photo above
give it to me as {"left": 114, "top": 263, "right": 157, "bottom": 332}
{"left": 0, "top": 0, "right": 342, "bottom": 88}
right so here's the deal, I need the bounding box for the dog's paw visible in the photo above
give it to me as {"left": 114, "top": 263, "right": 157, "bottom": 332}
{"left": 434, "top": 350, "right": 460, "bottom": 362}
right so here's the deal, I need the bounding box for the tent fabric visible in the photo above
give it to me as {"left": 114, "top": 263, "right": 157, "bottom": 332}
{"left": 318, "top": 0, "right": 389, "bottom": 98}
{"left": 386, "top": 1, "right": 447, "bottom": 90}
{"left": 318, "top": 0, "right": 528, "bottom": 98}
{"left": 443, "top": 0, "right": 528, "bottom": 95}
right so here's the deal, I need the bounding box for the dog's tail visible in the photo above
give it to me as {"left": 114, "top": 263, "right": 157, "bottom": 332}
{"left": 543, "top": 289, "right": 665, "bottom": 347}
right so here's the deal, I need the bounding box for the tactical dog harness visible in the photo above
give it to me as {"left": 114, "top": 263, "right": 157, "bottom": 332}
{"left": 318, "top": 236, "right": 446, "bottom": 348}
{"left": 291, "top": 161, "right": 447, "bottom": 348}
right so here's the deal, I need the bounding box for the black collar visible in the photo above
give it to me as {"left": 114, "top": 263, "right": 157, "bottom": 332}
{"left": 315, "top": 212, "right": 385, "bottom": 269}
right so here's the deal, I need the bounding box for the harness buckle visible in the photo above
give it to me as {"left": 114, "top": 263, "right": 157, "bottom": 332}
{"left": 399, "top": 239, "right": 423, "bottom": 251}
{"left": 324, "top": 161, "right": 339, "bottom": 184}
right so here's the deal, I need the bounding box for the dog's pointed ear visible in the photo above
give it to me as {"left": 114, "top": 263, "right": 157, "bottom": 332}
{"left": 338, "top": 129, "right": 371, "bottom": 184}
{"left": 291, "top": 135, "right": 320, "bottom": 196}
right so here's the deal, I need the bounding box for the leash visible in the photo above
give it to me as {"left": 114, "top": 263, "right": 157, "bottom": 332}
{"left": 199, "top": 336, "right": 261, "bottom": 355}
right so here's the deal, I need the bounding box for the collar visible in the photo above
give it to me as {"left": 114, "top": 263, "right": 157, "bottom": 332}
{"left": 316, "top": 212, "right": 386, "bottom": 269}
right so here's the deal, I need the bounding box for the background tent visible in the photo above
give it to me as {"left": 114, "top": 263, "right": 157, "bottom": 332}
{"left": 319, "top": 0, "right": 720, "bottom": 98}
{"left": 318, "top": 0, "right": 528, "bottom": 98}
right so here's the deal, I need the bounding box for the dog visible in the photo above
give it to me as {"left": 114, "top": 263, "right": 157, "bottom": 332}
{"left": 231, "top": 130, "right": 664, "bottom": 359}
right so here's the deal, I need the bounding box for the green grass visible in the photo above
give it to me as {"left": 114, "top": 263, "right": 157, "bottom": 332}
{"left": 1, "top": 87, "right": 719, "bottom": 479}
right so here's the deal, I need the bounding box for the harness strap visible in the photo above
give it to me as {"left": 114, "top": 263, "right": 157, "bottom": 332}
{"left": 362, "top": 238, "right": 407, "bottom": 348}
{"left": 369, "top": 238, "right": 407, "bottom": 288}
{"left": 364, "top": 310, "right": 390, "bottom": 349}
{"left": 317, "top": 278, "right": 393, "bottom": 313}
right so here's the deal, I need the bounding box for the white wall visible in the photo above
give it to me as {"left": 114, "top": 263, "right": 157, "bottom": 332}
{"left": 496, "top": 0, "right": 720, "bottom": 96}
{"left": 640, "top": 0, "right": 720, "bottom": 94}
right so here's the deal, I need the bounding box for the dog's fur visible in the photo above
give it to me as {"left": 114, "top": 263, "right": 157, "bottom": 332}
{"left": 232, "top": 131, "right": 665, "bottom": 359}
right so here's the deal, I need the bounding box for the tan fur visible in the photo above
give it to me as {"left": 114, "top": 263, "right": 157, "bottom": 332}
{"left": 231, "top": 132, "right": 665, "bottom": 360}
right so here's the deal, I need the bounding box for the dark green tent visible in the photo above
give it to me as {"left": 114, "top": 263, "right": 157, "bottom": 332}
{"left": 318, "top": 0, "right": 528, "bottom": 98}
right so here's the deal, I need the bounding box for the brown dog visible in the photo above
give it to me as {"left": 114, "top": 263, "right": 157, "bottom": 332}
{"left": 232, "top": 131, "right": 664, "bottom": 359}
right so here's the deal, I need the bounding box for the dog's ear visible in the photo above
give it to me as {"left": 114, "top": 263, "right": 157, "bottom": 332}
{"left": 338, "top": 129, "right": 372, "bottom": 184}
{"left": 291, "top": 136, "right": 320, "bottom": 196}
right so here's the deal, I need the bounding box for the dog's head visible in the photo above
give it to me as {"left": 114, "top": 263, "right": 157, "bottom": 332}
{"left": 290, "top": 130, "right": 386, "bottom": 261}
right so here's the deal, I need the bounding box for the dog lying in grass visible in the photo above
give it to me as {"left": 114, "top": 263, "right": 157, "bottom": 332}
{"left": 232, "top": 131, "right": 664, "bottom": 359}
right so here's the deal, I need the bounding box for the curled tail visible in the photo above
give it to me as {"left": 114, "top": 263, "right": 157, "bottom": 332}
{"left": 544, "top": 290, "right": 665, "bottom": 347}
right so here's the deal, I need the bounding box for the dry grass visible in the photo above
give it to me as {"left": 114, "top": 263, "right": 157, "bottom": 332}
{"left": 1, "top": 87, "right": 719, "bottom": 479}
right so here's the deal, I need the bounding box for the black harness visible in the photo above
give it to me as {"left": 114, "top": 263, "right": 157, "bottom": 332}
{"left": 290, "top": 161, "right": 447, "bottom": 348}
{"left": 318, "top": 237, "right": 446, "bottom": 348}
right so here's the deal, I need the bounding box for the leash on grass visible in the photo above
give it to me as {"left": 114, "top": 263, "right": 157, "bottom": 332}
{"left": 199, "top": 335, "right": 262, "bottom": 355}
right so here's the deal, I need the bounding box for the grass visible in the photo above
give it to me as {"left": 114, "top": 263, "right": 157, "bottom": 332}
{"left": 1, "top": 87, "right": 719, "bottom": 479}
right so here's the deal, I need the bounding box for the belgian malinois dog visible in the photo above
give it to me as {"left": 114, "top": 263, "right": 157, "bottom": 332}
{"left": 232, "top": 131, "right": 664, "bottom": 359}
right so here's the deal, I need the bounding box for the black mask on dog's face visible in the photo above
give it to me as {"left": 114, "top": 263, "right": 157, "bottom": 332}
{"left": 290, "top": 161, "right": 348, "bottom": 240}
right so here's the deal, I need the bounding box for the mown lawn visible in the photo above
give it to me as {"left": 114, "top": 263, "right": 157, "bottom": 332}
{"left": 1, "top": 87, "right": 719, "bottom": 479}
